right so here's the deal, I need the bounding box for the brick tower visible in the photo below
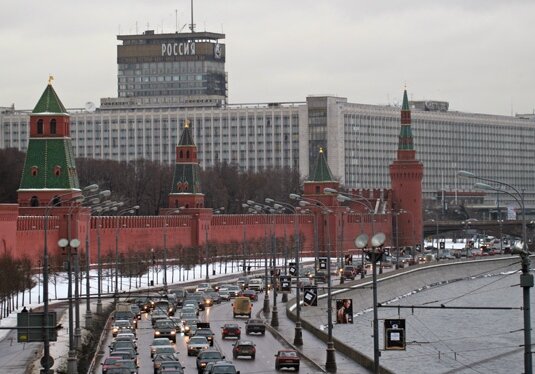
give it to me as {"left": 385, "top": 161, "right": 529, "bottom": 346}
{"left": 168, "top": 120, "right": 205, "bottom": 210}
{"left": 389, "top": 89, "right": 424, "bottom": 245}
{"left": 17, "top": 79, "right": 81, "bottom": 211}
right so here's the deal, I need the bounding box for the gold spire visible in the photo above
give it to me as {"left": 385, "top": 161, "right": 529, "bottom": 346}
{"left": 319, "top": 147, "right": 324, "bottom": 153}
{"left": 48, "top": 75, "right": 54, "bottom": 85}
{"left": 184, "top": 119, "right": 190, "bottom": 128}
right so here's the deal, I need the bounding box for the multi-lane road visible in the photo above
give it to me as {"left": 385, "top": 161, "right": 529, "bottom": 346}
{"left": 100, "top": 292, "right": 315, "bottom": 373}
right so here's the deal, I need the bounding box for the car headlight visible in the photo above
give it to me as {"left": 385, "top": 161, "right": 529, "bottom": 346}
{"left": 171, "top": 331, "right": 176, "bottom": 335}
{"left": 155, "top": 331, "right": 160, "bottom": 335}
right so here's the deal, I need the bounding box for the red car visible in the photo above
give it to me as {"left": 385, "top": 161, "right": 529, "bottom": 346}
{"left": 221, "top": 323, "right": 241, "bottom": 339}
{"left": 101, "top": 356, "right": 122, "bottom": 374}
{"left": 275, "top": 349, "right": 300, "bottom": 371}
{"left": 241, "top": 289, "right": 258, "bottom": 301}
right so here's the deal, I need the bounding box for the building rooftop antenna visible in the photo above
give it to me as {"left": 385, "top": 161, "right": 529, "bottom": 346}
{"left": 189, "top": 0, "right": 195, "bottom": 32}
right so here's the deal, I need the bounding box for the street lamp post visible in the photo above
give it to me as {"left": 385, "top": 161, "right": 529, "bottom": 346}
{"left": 268, "top": 198, "right": 305, "bottom": 345}
{"left": 290, "top": 194, "right": 336, "bottom": 372}
{"left": 58, "top": 237, "right": 81, "bottom": 374}
{"left": 459, "top": 170, "right": 533, "bottom": 374}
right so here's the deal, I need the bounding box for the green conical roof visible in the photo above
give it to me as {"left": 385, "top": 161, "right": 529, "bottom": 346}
{"left": 179, "top": 121, "right": 195, "bottom": 146}
{"left": 32, "top": 83, "right": 67, "bottom": 114}
{"left": 311, "top": 148, "right": 335, "bottom": 182}
{"left": 402, "top": 89, "right": 410, "bottom": 111}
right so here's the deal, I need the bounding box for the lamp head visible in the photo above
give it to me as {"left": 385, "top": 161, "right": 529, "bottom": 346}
{"left": 100, "top": 190, "right": 112, "bottom": 198}
{"left": 289, "top": 193, "right": 301, "bottom": 200}
{"left": 246, "top": 200, "right": 255, "bottom": 205}
{"left": 336, "top": 194, "right": 350, "bottom": 203}
{"left": 83, "top": 184, "right": 99, "bottom": 192}
{"left": 371, "top": 232, "right": 386, "bottom": 247}
{"left": 265, "top": 198, "right": 274, "bottom": 204}
{"left": 457, "top": 170, "right": 476, "bottom": 178}
{"left": 355, "top": 234, "right": 369, "bottom": 249}
{"left": 323, "top": 187, "right": 338, "bottom": 194}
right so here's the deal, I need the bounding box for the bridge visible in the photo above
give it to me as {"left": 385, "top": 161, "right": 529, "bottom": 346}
{"left": 423, "top": 219, "right": 535, "bottom": 240}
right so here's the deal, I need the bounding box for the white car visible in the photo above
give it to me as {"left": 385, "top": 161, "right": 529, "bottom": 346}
{"left": 196, "top": 283, "right": 212, "bottom": 292}
{"left": 187, "top": 336, "right": 210, "bottom": 356}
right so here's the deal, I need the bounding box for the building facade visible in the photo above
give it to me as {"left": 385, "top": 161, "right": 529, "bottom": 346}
{"left": 3, "top": 96, "right": 534, "bottom": 209}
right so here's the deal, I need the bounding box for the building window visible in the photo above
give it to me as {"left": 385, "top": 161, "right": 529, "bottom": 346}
{"left": 30, "top": 196, "right": 39, "bottom": 207}
{"left": 50, "top": 119, "right": 57, "bottom": 134}
{"left": 37, "top": 119, "right": 44, "bottom": 134}
{"left": 53, "top": 165, "right": 62, "bottom": 176}
{"left": 31, "top": 166, "right": 39, "bottom": 176}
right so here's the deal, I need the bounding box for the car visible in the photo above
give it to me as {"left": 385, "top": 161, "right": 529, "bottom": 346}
{"left": 152, "top": 345, "right": 178, "bottom": 361}
{"left": 154, "top": 319, "right": 178, "bottom": 343}
{"left": 194, "top": 328, "right": 215, "bottom": 346}
{"left": 187, "top": 336, "right": 210, "bottom": 356}
{"left": 180, "top": 310, "right": 198, "bottom": 320}
{"left": 232, "top": 340, "right": 256, "bottom": 359}
{"left": 196, "top": 283, "right": 213, "bottom": 292}
{"left": 232, "top": 297, "right": 252, "bottom": 318}
{"left": 151, "top": 309, "right": 169, "bottom": 326}
{"left": 109, "top": 349, "right": 138, "bottom": 367}
{"left": 221, "top": 323, "right": 241, "bottom": 339}
{"left": 152, "top": 353, "right": 180, "bottom": 374}
{"left": 226, "top": 285, "right": 241, "bottom": 297}
{"left": 204, "top": 360, "right": 240, "bottom": 374}
{"left": 241, "top": 289, "right": 258, "bottom": 301}
{"left": 245, "top": 319, "right": 265, "bottom": 335}
{"left": 130, "top": 304, "right": 142, "bottom": 320}
{"left": 315, "top": 271, "right": 327, "bottom": 283}
{"left": 150, "top": 338, "right": 172, "bottom": 358}
{"left": 218, "top": 290, "right": 231, "bottom": 301}
{"left": 115, "top": 332, "right": 137, "bottom": 344}
{"left": 112, "top": 320, "right": 135, "bottom": 337}
{"left": 196, "top": 349, "right": 225, "bottom": 373}
{"left": 154, "top": 300, "right": 175, "bottom": 316}
{"left": 109, "top": 340, "right": 137, "bottom": 355}
{"left": 205, "top": 291, "right": 221, "bottom": 304}
{"left": 157, "top": 360, "right": 185, "bottom": 374}
{"left": 169, "top": 317, "right": 184, "bottom": 333}
{"left": 182, "top": 318, "right": 201, "bottom": 336}
{"left": 114, "top": 359, "right": 139, "bottom": 374}
{"left": 101, "top": 356, "right": 122, "bottom": 374}
{"left": 274, "top": 349, "right": 300, "bottom": 371}
{"left": 105, "top": 368, "right": 132, "bottom": 374}
{"left": 342, "top": 265, "right": 358, "bottom": 280}
{"left": 236, "top": 277, "right": 249, "bottom": 289}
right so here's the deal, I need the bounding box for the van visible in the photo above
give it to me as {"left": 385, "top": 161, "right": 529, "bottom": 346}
{"left": 232, "top": 297, "right": 252, "bottom": 318}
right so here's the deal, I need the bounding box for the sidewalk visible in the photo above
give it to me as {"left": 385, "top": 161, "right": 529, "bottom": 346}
{"left": 258, "top": 293, "right": 371, "bottom": 374}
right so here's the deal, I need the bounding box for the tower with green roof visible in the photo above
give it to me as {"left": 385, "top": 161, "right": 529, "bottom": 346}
{"left": 17, "top": 80, "right": 81, "bottom": 210}
{"left": 389, "top": 89, "right": 423, "bottom": 245}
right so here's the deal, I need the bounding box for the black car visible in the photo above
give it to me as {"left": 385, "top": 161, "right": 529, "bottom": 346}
{"left": 245, "top": 319, "right": 265, "bottom": 335}
{"left": 157, "top": 360, "right": 184, "bottom": 374}
{"left": 232, "top": 340, "right": 256, "bottom": 359}
{"left": 153, "top": 353, "right": 179, "bottom": 374}
{"left": 196, "top": 349, "right": 225, "bottom": 374}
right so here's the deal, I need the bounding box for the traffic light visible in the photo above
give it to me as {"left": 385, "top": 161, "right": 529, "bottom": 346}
{"left": 344, "top": 254, "right": 352, "bottom": 265}
{"left": 440, "top": 241, "right": 445, "bottom": 250}
{"left": 415, "top": 244, "right": 421, "bottom": 252}
{"left": 288, "top": 262, "right": 297, "bottom": 276}
{"left": 280, "top": 276, "right": 291, "bottom": 292}
{"left": 318, "top": 257, "right": 328, "bottom": 270}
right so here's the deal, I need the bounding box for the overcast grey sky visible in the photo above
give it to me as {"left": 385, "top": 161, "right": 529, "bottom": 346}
{"left": 1, "top": 0, "right": 533, "bottom": 115}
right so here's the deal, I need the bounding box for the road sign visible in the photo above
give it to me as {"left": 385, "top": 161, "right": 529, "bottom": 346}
{"left": 384, "top": 318, "right": 406, "bottom": 350}
{"left": 289, "top": 262, "right": 297, "bottom": 276}
{"left": 280, "top": 276, "right": 291, "bottom": 292}
{"left": 303, "top": 285, "right": 317, "bottom": 306}
{"left": 17, "top": 311, "right": 57, "bottom": 342}
{"left": 318, "top": 257, "right": 328, "bottom": 270}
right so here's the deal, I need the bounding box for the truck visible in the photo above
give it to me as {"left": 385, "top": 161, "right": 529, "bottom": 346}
{"left": 247, "top": 278, "right": 264, "bottom": 292}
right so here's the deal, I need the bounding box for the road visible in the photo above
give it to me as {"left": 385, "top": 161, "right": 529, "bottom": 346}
{"left": 100, "top": 293, "right": 317, "bottom": 373}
